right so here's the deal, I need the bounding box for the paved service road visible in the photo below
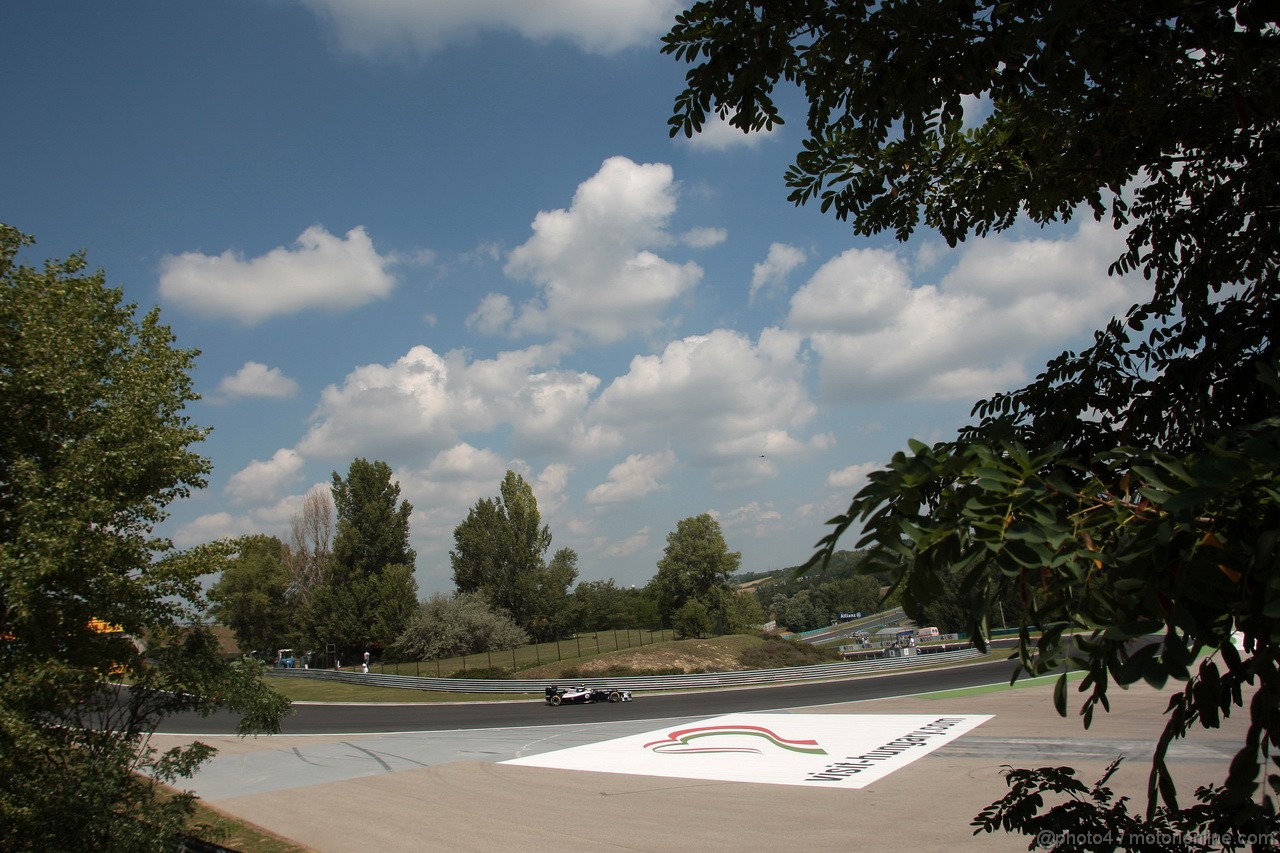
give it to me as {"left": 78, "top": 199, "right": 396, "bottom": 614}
{"left": 156, "top": 657, "right": 1023, "bottom": 735}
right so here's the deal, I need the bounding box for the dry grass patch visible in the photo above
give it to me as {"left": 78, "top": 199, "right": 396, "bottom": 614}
{"left": 520, "top": 634, "right": 766, "bottom": 679}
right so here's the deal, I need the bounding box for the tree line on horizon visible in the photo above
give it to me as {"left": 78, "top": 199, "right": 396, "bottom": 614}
{"left": 207, "top": 463, "right": 767, "bottom": 665}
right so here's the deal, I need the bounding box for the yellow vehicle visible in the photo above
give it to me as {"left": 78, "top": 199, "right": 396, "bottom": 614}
{"left": 88, "top": 618, "right": 130, "bottom": 677}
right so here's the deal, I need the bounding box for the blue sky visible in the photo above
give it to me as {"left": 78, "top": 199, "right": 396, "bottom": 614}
{"left": 2, "top": 1, "right": 1145, "bottom": 597}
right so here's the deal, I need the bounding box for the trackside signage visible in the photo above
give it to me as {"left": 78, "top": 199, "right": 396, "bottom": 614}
{"left": 802, "top": 716, "right": 981, "bottom": 783}
{"left": 502, "top": 713, "right": 991, "bottom": 788}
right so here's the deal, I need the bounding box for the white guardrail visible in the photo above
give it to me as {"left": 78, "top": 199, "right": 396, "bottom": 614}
{"left": 268, "top": 647, "right": 983, "bottom": 694}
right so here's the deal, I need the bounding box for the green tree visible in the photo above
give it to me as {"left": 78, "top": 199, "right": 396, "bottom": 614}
{"left": 665, "top": 0, "right": 1280, "bottom": 841}
{"left": 0, "top": 225, "right": 288, "bottom": 850}
{"left": 451, "top": 470, "right": 569, "bottom": 631}
{"left": 207, "top": 535, "right": 293, "bottom": 655}
{"left": 816, "top": 575, "right": 882, "bottom": 621}
{"left": 369, "top": 563, "right": 418, "bottom": 651}
{"left": 389, "top": 590, "right": 529, "bottom": 661}
{"left": 304, "top": 459, "right": 418, "bottom": 658}
{"left": 331, "top": 458, "right": 416, "bottom": 579}
{"left": 774, "top": 588, "right": 825, "bottom": 634}
{"left": 573, "top": 579, "right": 641, "bottom": 631}
{"left": 650, "top": 513, "right": 741, "bottom": 629}
{"left": 710, "top": 585, "right": 766, "bottom": 634}
{"left": 300, "top": 562, "right": 417, "bottom": 660}
{"left": 521, "top": 547, "right": 579, "bottom": 642}
{"left": 625, "top": 583, "right": 662, "bottom": 630}
{"left": 759, "top": 553, "right": 885, "bottom": 629}
{"left": 672, "top": 598, "right": 714, "bottom": 639}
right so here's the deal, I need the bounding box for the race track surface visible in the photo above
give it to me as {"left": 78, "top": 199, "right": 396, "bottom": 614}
{"left": 156, "top": 657, "right": 1022, "bottom": 735}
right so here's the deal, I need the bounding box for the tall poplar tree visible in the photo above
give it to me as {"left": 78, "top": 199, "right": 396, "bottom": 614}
{"left": 331, "top": 458, "right": 416, "bottom": 579}
{"left": 451, "top": 470, "right": 574, "bottom": 636}
{"left": 301, "top": 458, "right": 417, "bottom": 657}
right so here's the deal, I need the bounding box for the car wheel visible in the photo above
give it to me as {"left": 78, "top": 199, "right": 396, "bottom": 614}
{"left": 608, "top": 691, "right": 621, "bottom": 703}
{"left": 549, "top": 694, "right": 561, "bottom": 706}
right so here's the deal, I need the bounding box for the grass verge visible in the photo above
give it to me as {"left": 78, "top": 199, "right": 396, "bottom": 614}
{"left": 185, "top": 795, "right": 314, "bottom": 853}
{"left": 153, "top": 781, "right": 313, "bottom": 853}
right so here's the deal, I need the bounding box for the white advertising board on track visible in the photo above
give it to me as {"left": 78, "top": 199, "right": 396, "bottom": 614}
{"left": 503, "top": 713, "right": 992, "bottom": 788}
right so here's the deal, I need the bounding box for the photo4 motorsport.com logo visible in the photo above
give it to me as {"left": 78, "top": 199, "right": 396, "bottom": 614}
{"left": 1035, "top": 829, "right": 1280, "bottom": 849}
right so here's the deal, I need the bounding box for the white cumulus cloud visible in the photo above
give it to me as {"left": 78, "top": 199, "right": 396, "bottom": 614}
{"left": 533, "top": 462, "right": 573, "bottom": 515}
{"left": 293, "top": 0, "right": 682, "bottom": 56}
{"left": 750, "top": 242, "right": 807, "bottom": 304}
{"left": 466, "top": 293, "right": 515, "bottom": 335}
{"left": 587, "top": 328, "right": 819, "bottom": 473}
{"left": 587, "top": 450, "right": 677, "bottom": 505}
{"left": 226, "top": 448, "right": 305, "bottom": 504}
{"left": 171, "top": 512, "right": 252, "bottom": 548}
{"left": 159, "top": 225, "right": 396, "bottom": 324}
{"left": 716, "top": 500, "right": 785, "bottom": 539}
{"left": 827, "top": 462, "right": 880, "bottom": 490}
{"left": 297, "top": 344, "right": 601, "bottom": 464}
{"left": 788, "top": 220, "right": 1139, "bottom": 403}
{"left": 600, "top": 526, "right": 652, "bottom": 558}
{"left": 503, "top": 156, "right": 702, "bottom": 344}
{"left": 682, "top": 227, "right": 728, "bottom": 248}
{"left": 216, "top": 361, "right": 300, "bottom": 399}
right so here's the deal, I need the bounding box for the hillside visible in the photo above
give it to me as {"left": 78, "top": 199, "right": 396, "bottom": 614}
{"left": 517, "top": 633, "right": 841, "bottom": 679}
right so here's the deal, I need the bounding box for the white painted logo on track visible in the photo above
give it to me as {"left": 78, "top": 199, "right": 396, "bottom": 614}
{"left": 503, "top": 713, "right": 991, "bottom": 788}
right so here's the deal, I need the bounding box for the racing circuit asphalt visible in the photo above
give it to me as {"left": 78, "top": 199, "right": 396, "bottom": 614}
{"left": 156, "top": 656, "right": 1024, "bottom": 735}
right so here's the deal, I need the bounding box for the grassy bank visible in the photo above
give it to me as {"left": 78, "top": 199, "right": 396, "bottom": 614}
{"left": 266, "top": 633, "right": 845, "bottom": 703}
{"left": 152, "top": 781, "right": 313, "bottom": 853}
{"left": 368, "top": 627, "right": 677, "bottom": 678}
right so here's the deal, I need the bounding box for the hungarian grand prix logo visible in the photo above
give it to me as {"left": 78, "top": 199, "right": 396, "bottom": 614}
{"left": 644, "top": 724, "right": 828, "bottom": 756}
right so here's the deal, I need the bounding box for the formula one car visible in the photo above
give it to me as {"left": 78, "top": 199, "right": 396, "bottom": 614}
{"left": 545, "top": 684, "right": 633, "bottom": 705}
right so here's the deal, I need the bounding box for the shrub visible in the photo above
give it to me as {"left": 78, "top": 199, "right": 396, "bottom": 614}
{"left": 447, "top": 667, "right": 510, "bottom": 680}
{"left": 738, "top": 635, "right": 842, "bottom": 669}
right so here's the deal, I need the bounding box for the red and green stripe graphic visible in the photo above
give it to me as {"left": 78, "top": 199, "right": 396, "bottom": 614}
{"left": 644, "top": 724, "right": 828, "bottom": 755}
